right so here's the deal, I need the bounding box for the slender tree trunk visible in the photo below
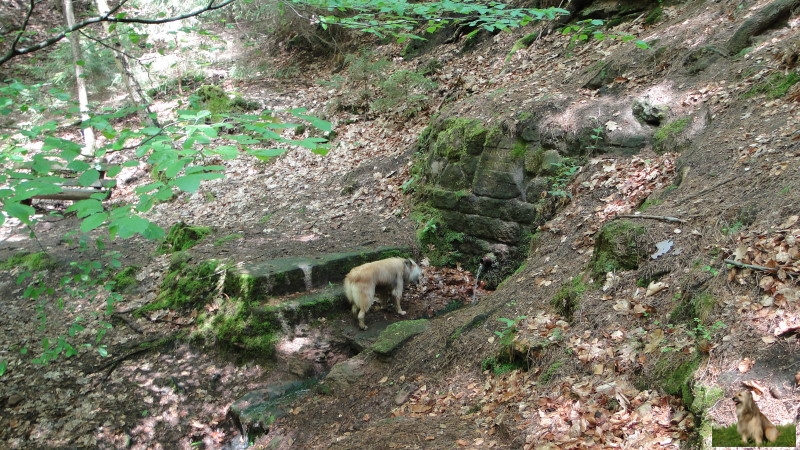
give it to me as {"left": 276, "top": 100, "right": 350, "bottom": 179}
{"left": 63, "top": 0, "right": 96, "bottom": 158}
{"left": 92, "top": 0, "right": 161, "bottom": 127}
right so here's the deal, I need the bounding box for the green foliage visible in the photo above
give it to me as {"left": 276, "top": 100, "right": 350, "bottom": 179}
{"left": 411, "top": 206, "right": 463, "bottom": 266}
{"left": 480, "top": 356, "right": 519, "bottom": 375}
{"left": 0, "top": 80, "right": 331, "bottom": 237}
{"left": 323, "top": 52, "right": 436, "bottom": 118}
{"left": 561, "top": 19, "right": 650, "bottom": 49}
{"left": 654, "top": 354, "right": 700, "bottom": 407}
{"left": 712, "top": 423, "right": 796, "bottom": 447}
{"left": 585, "top": 125, "right": 604, "bottom": 153}
{"left": 147, "top": 73, "right": 207, "bottom": 99}
{"left": 547, "top": 158, "right": 580, "bottom": 198}
{"left": 550, "top": 276, "right": 586, "bottom": 320}
{"left": 743, "top": 71, "right": 800, "bottom": 99}
{"left": 15, "top": 38, "right": 118, "bottom": 89}
{"left": 488, "top": 315, "right": 529, "bottom": 371}
{"left": 297, "top": 0, "right": 569, "bottom": 43}
{"left": 638, "top": 197, "right": 662, "bottom": 211}
{"left": 644, "top": 7, "right": 663, "bottom": 26}
{"left": 196, "top": 299, "right": 281, "bottom": 356}
{"left": 193, "top": 85, "right": 261, "bottom": 115}
{"left": 371, "top": 70, "right": 437, "bottom": 119}
{"left": 157, "top": 222, "right": 213, "bottom": 254}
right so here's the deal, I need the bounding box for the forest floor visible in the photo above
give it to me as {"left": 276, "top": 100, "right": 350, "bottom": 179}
{"left": 2, "top": 0, "right": 800, "bottom": 449}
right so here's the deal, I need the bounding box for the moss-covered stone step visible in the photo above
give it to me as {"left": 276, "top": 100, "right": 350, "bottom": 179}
{"left": 223, "top": 246, "right": 411, "bottom": 300}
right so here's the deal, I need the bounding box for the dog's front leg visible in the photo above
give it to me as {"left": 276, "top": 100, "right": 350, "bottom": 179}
{"left": 392, "top": 281, "right": 406, "bottom": 315}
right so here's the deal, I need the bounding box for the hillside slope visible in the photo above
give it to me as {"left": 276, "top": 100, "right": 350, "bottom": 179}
{"left": 263, "top": 1, "right": 800, "bottom": 448}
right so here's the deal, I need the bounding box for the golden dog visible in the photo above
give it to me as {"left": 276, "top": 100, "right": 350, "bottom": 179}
{"left": 343, "top": 257, "right": 421, "bottom": 330}
{"left": 733, "top": 390, "right": 779, "bottom": 445}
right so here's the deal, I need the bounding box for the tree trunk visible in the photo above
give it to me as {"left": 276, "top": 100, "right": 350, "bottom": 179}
{"left": 94, "top": 0, "right": 160, "bottom": 128}
{"left": 726, "top": 0, "right": 800, "bottom": 55}
{"left": 63, "top": 0, "right": 96, "bottom": 158}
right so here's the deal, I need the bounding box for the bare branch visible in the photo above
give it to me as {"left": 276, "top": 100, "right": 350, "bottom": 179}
{"left": 0, "top": 0, "right": 237, "bottom": 66}
{"left": 615, "top": 214, "right": 686, "bottom": 224}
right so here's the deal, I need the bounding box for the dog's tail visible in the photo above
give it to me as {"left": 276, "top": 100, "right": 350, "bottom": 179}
{"left": 343, "top": 276, "right": 357, "bottom": 311}
{"left": 765, "top": 423, "right": 779, "bottom": 442}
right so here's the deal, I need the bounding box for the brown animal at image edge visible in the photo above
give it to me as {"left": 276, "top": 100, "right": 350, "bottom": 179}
{"left": 733, "top": 390, "right": 779, "bottom": 445}
{"left": 343, "top": 257, "right": 422, "bottom": 330}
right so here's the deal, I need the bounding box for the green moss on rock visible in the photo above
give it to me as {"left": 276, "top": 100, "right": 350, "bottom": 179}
{"left": 372, "top": 319, "right": 429, "bottom": 355}
{"left": 591, "top": 220, "right": 646, "bottom": 282}
{"left": 158, "top": 222, "right": 212, "bottom": 254}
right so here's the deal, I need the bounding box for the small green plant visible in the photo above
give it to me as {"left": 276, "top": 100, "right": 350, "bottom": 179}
{"left": 157, "top": 222, "right": 212, "bottom": 254}
{"left": 689, "top": 318, "right": 726, "bottom": 341}
{"left": 561, "top": 19, "right": 649, "bottom": 49}
{"left": 743, "top": 71, "right": 800, "bottom": 99}
{"left": 548, "top": 158, "right": 580, "bottom": 198}
{"left": 585, "top": 125, "right": 604, "bottom": 153}
{"left": 539, "top": 360, "right": 564, "bottom": 383}
{"left": 701, "top": 263, "right": 720, "bottom": 277}
{"left": 721, "top": 221, "right": 744, "bottom": 235}
{"left": 0, "top": 360, "right": 7, "bottom": 376}
{"left": 551, "top": 277, "right": 586, "bottom": 320}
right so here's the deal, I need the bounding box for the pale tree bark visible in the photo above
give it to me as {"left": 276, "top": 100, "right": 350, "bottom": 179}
{"left": 63, "top": 0, "right": 96, "bottom": 158}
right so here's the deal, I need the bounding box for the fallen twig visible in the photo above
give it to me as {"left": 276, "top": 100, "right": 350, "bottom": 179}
{"left": 616, "top": 214, "right": 686, "bottom": 223}
{"left": 723, "top": 259, "right": 799, "bottom": 278}
{"left": 723, "top": 259, "right": 779, "bottom": 274}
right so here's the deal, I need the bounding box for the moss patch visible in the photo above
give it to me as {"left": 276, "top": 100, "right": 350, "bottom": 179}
{"left": 422, "top": 118, "right": 488, "bottom": 162}
{"left": 550, "top": 276, "right": 587, "bottom": 321}
{"left": 654, "top": 353, "right": 701, "bottom": 407}
{"left": 0, "top": 251, "right": 55, "bottom": 271}
{"left": 590, "top": 220, "right": 646, "bottom": 282}
{"left": 196, "top": 298, "right": 282, "bottom": 356}
{"left": 371, "top": 319, "right": 429, "bottom": 356}
{"left": 110, "top": 266, "right": 139, "bottom": 293}
{"left": 137, "top": 254, "right": 221, "bottom": 314}
{"left": 743, "top": 71, "right": 800, "bottom": 99}
{"left": 157, "top": 222, "right": 212, "bottom": 254}
{"left": 653, "top": 118, "right": 690, "bottom": 153}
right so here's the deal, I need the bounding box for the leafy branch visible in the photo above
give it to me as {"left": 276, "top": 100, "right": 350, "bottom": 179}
{"left": 294, "top": 0, "right": 569, "bottom": 42}
{"left": 0, "top": 0, "right": 237, "bottom": 66}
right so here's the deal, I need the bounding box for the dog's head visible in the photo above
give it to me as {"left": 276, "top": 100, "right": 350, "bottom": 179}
{"left": 733, "top": 390, "right": 753, "bottom": 406}
{"left": 404, "top": 258, "right": 422, "bottom": 284}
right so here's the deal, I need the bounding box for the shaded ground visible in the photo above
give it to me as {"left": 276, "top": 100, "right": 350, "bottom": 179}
{"left": 2, "top": 0, "right": 800, "bottom": 448}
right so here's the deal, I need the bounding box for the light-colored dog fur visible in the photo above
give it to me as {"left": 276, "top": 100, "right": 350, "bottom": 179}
{"left": 343, "top": 257, "right": 421, "bottom": 330}
{"left": 733, "top": 390, "right": 779, "bottom": 445}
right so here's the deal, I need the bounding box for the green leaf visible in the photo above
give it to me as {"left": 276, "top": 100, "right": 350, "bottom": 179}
{"left": 78, "top": 169, "right": 101, "bottom": 187}
{"left": 290, "top": 108, "right": 333, "bottom": 132}
{"left": 3, "top": 202, "right": 36, "bottom": 225}
{"left": 66, "top": 198, "right": 104, "bottom": 218}
{"left": 80, "top": 212, "right": 109, "bottom": 233}
{"left": 171, "top": 173, "right": 224, "bottom": 192}
{"left": 109, "top": 216, "right": 155, "bottom": 239}
{"left": 247, "top": 148, "right": 286, "bottom": 160}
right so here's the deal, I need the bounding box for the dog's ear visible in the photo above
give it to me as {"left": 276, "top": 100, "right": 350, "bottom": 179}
{"left": 404, "top": 258, "right": 413, "bottom": 270}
